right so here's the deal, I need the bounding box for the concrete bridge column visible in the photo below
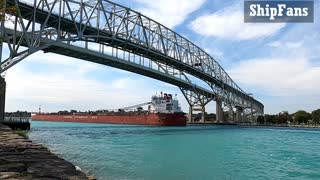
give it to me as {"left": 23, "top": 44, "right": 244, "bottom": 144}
{"left": 0, "top": 0, "right": 4, "bottom": 63}
{"left": 0, "top": 77, "right": 6, "bottom": 121}
{"left": 188, "top": 106, "right": 193, "bottom": 123}
{"left": 235, "top": 107, "right": 243, "bottom": 122}
{"left": 216, "top": 100, "right": 223, "bottom": 123}
{"left": 201, "top": 105, "right": 205, "bottom": 123}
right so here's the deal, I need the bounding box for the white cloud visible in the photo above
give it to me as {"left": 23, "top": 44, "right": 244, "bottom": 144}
{"left": 27, "top": 53, "right": 101, "bottom": 74}
{"left": 204, "top": 47, "right": 224, "bottom": 59}
{"left": 189, "top": 4, "right": 286, "bottom": 40}
{"left": 4, "top": 52, "right": 165, "bottom": 112}
{"left": 286, "top": 42, "right": 303, "bottom": 48}
{"left": 134, "top": 0, "right": 206, "bottom": 28}
{"left": 111, "top": 78, "right": 134, "bottom": 90}
{"left": 267, "top": 41, "right": 303, "bottom": 48}
{"left": 267, "top": 41, "right": 281, "bottom": 48}
{"left": 229, "top": 58, "right": 320, "bottom": 96}
{"left": 3, "top": 50, "right": 191, "bottom": 113}
{"left": 5, "top": 66, "right": 162, "bottom": 112}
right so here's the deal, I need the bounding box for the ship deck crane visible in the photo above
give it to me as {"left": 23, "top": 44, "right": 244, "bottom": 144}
{"left": 119, "top": 102, "right": 151, "bottom": 111}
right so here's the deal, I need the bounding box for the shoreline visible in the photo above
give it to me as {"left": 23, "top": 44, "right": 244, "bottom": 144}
{"left": 0, "top": 123, "right": 95, "bottom": 180}
{"left": 188, "top": 122, "right": 320, "bottom": 129}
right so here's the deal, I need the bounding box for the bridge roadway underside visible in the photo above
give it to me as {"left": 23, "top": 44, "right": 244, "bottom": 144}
{"left": 44, "top": 44, "right": 212, "bottom": 97}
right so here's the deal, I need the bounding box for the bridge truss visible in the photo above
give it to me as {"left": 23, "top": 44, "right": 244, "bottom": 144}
{"left": 0, "top": 0, "right": 264, "bottom": 123}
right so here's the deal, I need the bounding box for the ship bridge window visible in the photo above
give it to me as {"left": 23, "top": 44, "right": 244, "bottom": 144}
{"left": 166, "top": 104, "right": 173, "bottom": 110}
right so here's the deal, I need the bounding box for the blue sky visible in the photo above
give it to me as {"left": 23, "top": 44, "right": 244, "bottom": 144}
{"left": 2, "top": 0, "right": 320, "bottom": 114}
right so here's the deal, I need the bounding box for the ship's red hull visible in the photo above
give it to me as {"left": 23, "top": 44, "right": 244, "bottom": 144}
{"left": 31, "top": 113, "right": 186, "bottom": 126}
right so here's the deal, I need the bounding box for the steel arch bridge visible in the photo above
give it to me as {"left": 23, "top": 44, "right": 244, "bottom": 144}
{"left": 0, "top": 0, "right": 264, "bottom": 123}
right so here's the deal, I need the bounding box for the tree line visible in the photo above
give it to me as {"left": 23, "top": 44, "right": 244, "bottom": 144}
{"left": 257, "top": 109, "right": 320, "bottom": 125}
{"left": 0, "top": 0, "right": 16, "bottom": 22}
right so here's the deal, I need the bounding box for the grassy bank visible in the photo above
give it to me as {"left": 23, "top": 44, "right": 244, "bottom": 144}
{"left": 15, "top": 128, "right": 28, "bottom": 138}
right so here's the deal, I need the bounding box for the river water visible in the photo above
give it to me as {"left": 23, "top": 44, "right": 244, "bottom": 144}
{"left": 28, "top": 121, "right": 320, "bottom": 180}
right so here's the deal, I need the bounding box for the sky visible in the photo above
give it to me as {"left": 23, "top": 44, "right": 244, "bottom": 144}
{"left": 2, "top": 0, "right": 320, "bottom": 114}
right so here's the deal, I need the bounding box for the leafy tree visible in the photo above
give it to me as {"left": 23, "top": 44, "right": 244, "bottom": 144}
{"left": 293, "top": 110, "right": 311, "bottom": 124}
{"left": 265, "top": 114, "right": 277, "bottom": 124}
{"left": 0, "top": 0, "right": 16, "bottom": 44}
{"left": 0, "top": 0, "right": 5, "bottom": 22}
{"left": 257, "top": 115, "right": 265, "bottom": 124}
{"left": 0, "top": 0, "right": 16, "bottom": 22}
{"left": 58, "top": 110, "right": 69, "bottom": 115}
{"left": 70, "top": 109, "right": 78, "bottom": 114}
{"left": 312, "top": 109, "right": 320, "bottom": 124}
{"left": 278, "top": 111, "right": 293, "bottom": 124}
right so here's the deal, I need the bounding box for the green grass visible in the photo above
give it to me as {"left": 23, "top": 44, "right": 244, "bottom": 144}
{"left": 15, "top": 128, "right": 28, "bottom": 138}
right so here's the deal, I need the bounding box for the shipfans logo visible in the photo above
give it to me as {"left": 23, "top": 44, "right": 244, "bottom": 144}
{"left": 244, "top": 1, "right": 314, "bottom": 22}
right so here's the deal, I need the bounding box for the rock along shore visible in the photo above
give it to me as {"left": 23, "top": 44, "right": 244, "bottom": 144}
{"left": 0, "top": 123, "right": 90, "bottom": 180}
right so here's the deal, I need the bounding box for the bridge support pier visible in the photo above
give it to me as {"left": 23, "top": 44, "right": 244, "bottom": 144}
{"left": 180, "top": 88, "right": 213, "bottom": 124}
{"left": 216, "top": 100, "right": 223, "bottom": 123}
{"left": 201, "top": 106, "right": 205, "bottom": 123}
{"left": 235, "top": 107, "right": 243, "bottom": 123}
{"left": 188, "top": 106, "right": 193, "bottom": 123}
{"left": 0, "top": 77, "right": 6, "bottom": 121}
{"left": 0, "top": 0, "right": 4, "bottom": 122}
{"left": 0, "top": 0, "right": 4, "bottom": 63}
{"left": 188, "top": 105, "right": 206, "bottom": 123}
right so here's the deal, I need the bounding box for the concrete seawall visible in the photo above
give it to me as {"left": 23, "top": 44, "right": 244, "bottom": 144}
{"left": 0, "top": 123, "right": 90, "bottom": 179}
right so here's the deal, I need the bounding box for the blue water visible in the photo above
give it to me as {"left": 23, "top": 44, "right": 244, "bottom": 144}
{"left": 28, "top": 121, "right": 320, "bottom": 180}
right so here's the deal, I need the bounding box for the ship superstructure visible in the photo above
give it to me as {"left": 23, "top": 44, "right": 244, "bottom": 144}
{"left": 149, "top": 93, "right": 182, "bottom": 114}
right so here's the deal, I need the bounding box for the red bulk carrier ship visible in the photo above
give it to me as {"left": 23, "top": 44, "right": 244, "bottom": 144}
{"left": 32, "top": 93, "right": 186, "bottom": 126}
